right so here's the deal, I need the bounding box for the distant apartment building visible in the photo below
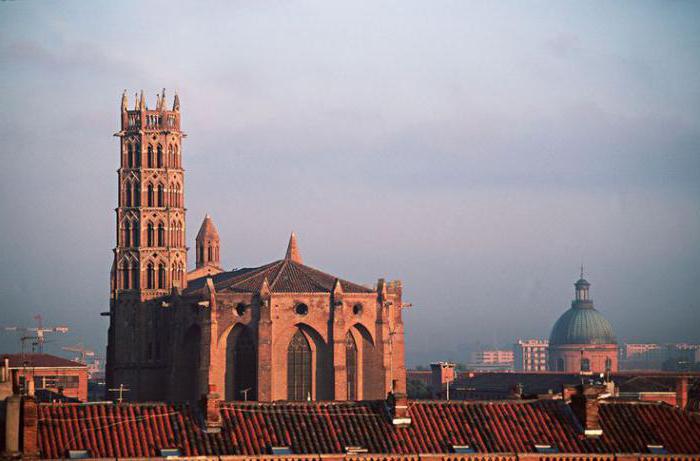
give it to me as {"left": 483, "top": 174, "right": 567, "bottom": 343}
{"left": 514, "top": 339, "right": 549, "bottom": 371}
{"left": 621, "top": 343, "right": 700, "bottom": 370}
{"left": 2, "top": 353, "right": 89, "bottom": 402}
{"left": 468, "top": 350, "right": 514, "bottom": 371}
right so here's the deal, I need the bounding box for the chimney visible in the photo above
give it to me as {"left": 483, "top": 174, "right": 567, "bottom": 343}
{"left": 430, "top": 362, "right": 455, "bottom": 399}
{"left": 201, "top": 384, "right": 222, "bottom": 433}
{"left": 21, "top": 396, "right": 39, "bottom": 458}
{"left": 676, "top": 377, "right": 688, "bottom": 410}
{"left": 387, "top": 392, "right": 411, "bottom": 427}
{"left": 4, "top": 394, "right": 21, "bottom": 455}
{"left": 565, "top": 384, "right": 608, "bottom": 437}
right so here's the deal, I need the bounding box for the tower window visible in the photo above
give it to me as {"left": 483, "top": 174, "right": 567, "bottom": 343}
{"left": 147, "top": 223, "right": 154, "bottom": 247}
{"left": 158, "top": 263, "right": 166, "bottom": 289}
{"left": 135, "top": 143, "right": 141, "bottom": 166}
{"left": 147, "top": 145, "right": 154, "bottom": 168}
{"left": 147, "top": 184, "right": 154, "bottom": 207}
{"left": 127, "top": 144, "right": 133, "bottom": 167}
{"left": 131, "top": 263, "right": 139, "bottom": 289}
{"left": 157, "top": 223, "right": 165, "bottom": 247}
{"left": 157, "top": 184, "right": 164, "bottom": 207}
{"left": 125, "top": 184, "right": 132, "bottom": 207}
{"left": 346, "top": 332, "right": 357, "bottom": 400}
{"left": 157, "top": 144, "right": 163, "bottom": 168}
{"left": 124, "top": 222, "right": 131, "bottom": 247}
{"left": 353, "top": 303, "right": 363, "bottom": 315}
{"left": 146, "top": 263, "right": 155, "bottom": 289}
{"left": 132, "top": 222, "right": 139, "bottom": 246}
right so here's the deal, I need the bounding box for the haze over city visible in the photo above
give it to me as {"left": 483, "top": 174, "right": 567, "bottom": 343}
{"left": 1, "top": 1, "right": 699, "bottom": 366}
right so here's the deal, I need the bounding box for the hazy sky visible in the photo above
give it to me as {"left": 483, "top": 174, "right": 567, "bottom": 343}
{"left": 1, "top": 1, "right": 699, "bottom": 366}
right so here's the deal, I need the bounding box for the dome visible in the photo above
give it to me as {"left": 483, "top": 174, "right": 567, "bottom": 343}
{"left": 549, "top": 273, "right": 617, "bottom": 346}
{"left": 549, "top": 306, "right": 617, "bottom": 345}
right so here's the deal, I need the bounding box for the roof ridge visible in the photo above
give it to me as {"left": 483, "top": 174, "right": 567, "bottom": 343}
{"left": 289, "top": 260, "right": 335, "bottom": 292}
{"left": 270, "top": 258, "right": 289, "bottom": 289}
{"left": 221, "top": 260, "right": 283, "bottom": 289}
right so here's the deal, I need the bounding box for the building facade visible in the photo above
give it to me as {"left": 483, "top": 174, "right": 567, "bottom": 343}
{"left": 106, "top": 91, "right": 407, "bottom": 402}
{"left": 2, "top": 354, "right": 89, "bottom": 402}
{"left": 548, "top": 273, "right": 618, "bottom": 374}
{"left": 513, "top": 339, "right": 549, "bottom": 371}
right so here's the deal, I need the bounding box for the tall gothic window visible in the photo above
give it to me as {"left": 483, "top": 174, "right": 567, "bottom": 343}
{"left": 147, "top": 223, "right": 154, "bottom": 247}
{"left": 132, "top": 222, "right": 139, "bottom": 246}
{"left": 135, "top": 143, "right": 141, "bottom": 166}
{"left": 157, "top": 223, "right": 165, "bottom": 247}
{"left": 121, "top": 266, "right": 129, "bottom": 289}
{"left": 147, "top": 145, "right": 154, "bottom": 168}
{"left": 134, "top": 182, "right": 140, "bottom": 206}
{"left": 226, "top": 327, "right": 257, "bottom": 401}
{"left": 146, "top": 263, "right": 154, "bottom": 289}
{"left": 125, "top": 184, "right": 132, "bottom": 207}
{"left": 131, "top": 262, "right": 139, "bottom": 289}
{"left": 157, "top": 184, "right": 164, "bottom": 207}
{"left": 127, "top": 144, "right": 133, "bottom": 167}
{"left": 157, "top": 144, "right": 163, "bottom": 168}
{"left": 124, "top": 222, "right": 131, "bottom": 247}
{"left": 158, "top": 263, "right": 166, "bottom": 288}
{"left": 345, "top": 332, "right": 357, "bottom": 400}
{"left": 287, "top": 330, "right": 312, "bottom": 401}
{"left": 147, "top": 184, "right": 154, "bottom": 207}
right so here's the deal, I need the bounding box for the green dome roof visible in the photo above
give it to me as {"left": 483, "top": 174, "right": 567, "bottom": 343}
{"left": 549, "top": 274, "right": 616, "bottom": 346}
{"left": 549, "top": 304, "right": 617, "bottom": 346}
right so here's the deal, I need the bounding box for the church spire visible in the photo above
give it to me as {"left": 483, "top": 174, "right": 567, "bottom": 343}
{"left": 285, "top": 232, "right": 303, "bottom": 264}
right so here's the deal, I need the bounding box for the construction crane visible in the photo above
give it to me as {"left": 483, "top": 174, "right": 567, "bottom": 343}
{"left": 3, "top": 314, "right": 69, "bottom": 353}
{"left": 61, "top": 343, "right": 96, "bottom": 364}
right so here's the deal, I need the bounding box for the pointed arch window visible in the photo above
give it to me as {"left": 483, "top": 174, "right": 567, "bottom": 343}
{"left": 127, "top": 144, "right": 133, "bottom": 167}
{"left": 345, "top": 332, "right": 358, "bottom": 400}
{"left": 132, "top": 221, "right": 139, "bottom": 246}
{"left": 208, "top": 245, "right": 212, "bottom": 262}
{"left": 147, "top": 145, "right": 154, "bottom": 168}
{"left": 125, "top": 183, "right": 132, "bottom": 207}
{"left": 157, "top": 184, "right": 164, "bottom": 207}
{"left": 131, "top": 262, "right": 139, "bottom": 289}
{"left": 146, "top": 263, "right": 155, "bottom": 289}
{"left": 121, "top": 265, "right": 129, "bottom": 289}
{"left": 123, "top": 221, "right": 131, "bottom": 247}
{"left": 147, "top": 223, "right": 154, "bottom": 247}
{"left": 158, "top": 263, "right": 166, "bottom": 289}
{"left": 168, "top": 144, "right": 174, "bottom": 167}
{"left": 134, "top": 182, "right": 140, "bottom": 206}
{"left": 157, "top": 223, "right": 165, "bottom": 247}
{"left": 287, "top": 330, "right": 312, "bottom": 401}
{"left": 135, "top": 143, "right": 141, "bottom": 167}
{"left": 147, "top": 184, "right": 154, "bottom": 207}
{"left": 157, "top": 144, "right": 163, "bottom": 168}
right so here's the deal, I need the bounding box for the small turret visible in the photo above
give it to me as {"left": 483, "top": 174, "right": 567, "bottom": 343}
{"left": 139, "top": 90, "right": 145, "bottom": 110}
{"left": 285, "top": 232, "right": 303, "bottom": 264}
{"left": 173, "top": 92, "right": 180, "bottom": 111}
{"left": 121, "top": 90, "right": 128, "bottom": 112}
{"left": 196, "top": 214, "right": 221, "bottom": 269}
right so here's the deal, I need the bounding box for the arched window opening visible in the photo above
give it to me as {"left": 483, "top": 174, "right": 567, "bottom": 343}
{"left": 146, "top": 263, "right": 155, "bottom": 289}
{"left": 147, "top": 223, "right": 154, "bottom": 247}
{"left": 147, "top": 145, "right": 154, "bottom": 168}
{"left": 124, "top": 221, "right": 131, "bottom": 247}
{"left": 581, "top": 358, "right": 590, "bottom": 372}
{"left": 121, "top": 266, "right": 129, "bottom": 289}
{"left": 226, "top": 327, "right": 257, "bottom": 401}
{"left": 135, "top": 143, "right": 141, "bottom": 166}
{"left": 168, "top": 144, "right": 174, "bottom": 167}
{"left": 157, "top": 184, "right": 164, "bottom": 207}
{"left": 157, "top": 144, "right": 163, "bottom": 168}
{"left": 287, "top": 330, "right": 312, "bottom": 401}
{"left": 157, "top": 223, "right": 165, "bottom": 247}
{"left": 125, "top": 184, "right": 132, "bottom": 207}
{"left": 127, "top": 144, "right": 133, "bottom": 167}
{"left": 158, "top": 263, "right": 166, "bottom": 288}
{"left": 208, "top": 245, "right": 212, "bottom": 262}
{"left": 147, "top": 184, "right": 154, "bottom": 207}
{"left": 132, "top": 222, "right": 139, "bottom": 246}
{"left": 346, "top": 332, "right": 358, "bottom": 400}
{"left": 131, "top": 263, "right": 139, "bottom": 289}
{"left": 134, "top": 182, "right": 140, "bottom": 206}
{"left": 199, "top": 243, "right": 204, "bottom": 264}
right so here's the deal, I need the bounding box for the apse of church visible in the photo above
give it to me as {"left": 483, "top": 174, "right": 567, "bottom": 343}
{"left": 107, "top": 91, "right": 407, "bottom": 403}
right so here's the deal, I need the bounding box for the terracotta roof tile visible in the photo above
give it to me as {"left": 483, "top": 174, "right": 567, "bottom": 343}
{"left": 35, "top": 399, "right": 700, "bottom": 458}
{"left": 2, "top": 353, "right": 86, "bottom": 369}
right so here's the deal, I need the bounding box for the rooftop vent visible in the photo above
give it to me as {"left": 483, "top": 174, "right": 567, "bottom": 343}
{"left": 451, "top": 445, "right": 476, "bottom": 454}
{"left": 647, "top": 444, "right": 668, "bottom": 455}
{"left": 534, "top": 444, "right": 558, "bottom": 454}
{"left": 158, "top": 448, "right": 182, "bottom": 458}
{"left": 67, "top": 450, "right": 91, "bottom": 459}
{"left": 270, "top": 446, "right": 292, "bottom": 455}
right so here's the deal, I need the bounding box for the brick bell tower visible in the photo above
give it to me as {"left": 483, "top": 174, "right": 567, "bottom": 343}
{"left": 106, "top": 89, "right": 187, "bottom": 398}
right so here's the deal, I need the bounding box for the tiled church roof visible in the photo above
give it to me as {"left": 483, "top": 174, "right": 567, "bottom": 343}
{"left": 36, "top": 400, "right": 700, "bottom": 458}
{"left": 187, "top": 259, "right": 374, "bottom": 294}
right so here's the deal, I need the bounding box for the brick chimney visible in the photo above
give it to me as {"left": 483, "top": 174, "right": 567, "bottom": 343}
{"left": 565, "top": 384, "right": 608, "bottom": 437}
{"left": 387, "top": 392, "right": 411, "bottom": 427}
{"left": 21, "top": 396, "right": 39, "bottom": 458}
{"left": 200, "top": 384, "right": 222, "bottom": 433}
{"left": 676, "top": 377, "right": 688, "bottom": 410}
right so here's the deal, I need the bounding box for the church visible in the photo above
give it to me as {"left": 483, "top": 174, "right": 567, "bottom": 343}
{"left": 106, "top": 90, "right": 407, "bottom": 402}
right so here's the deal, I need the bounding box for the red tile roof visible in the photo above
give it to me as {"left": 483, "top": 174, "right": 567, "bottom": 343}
{"left": 3, "top": 353, "right": 85, "bottom": 369}
{"left": 35, "top": 400, "right": 700, "bottom": 458}
{"left": 187, "top": 259, "right": 374, "bottom": 295}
